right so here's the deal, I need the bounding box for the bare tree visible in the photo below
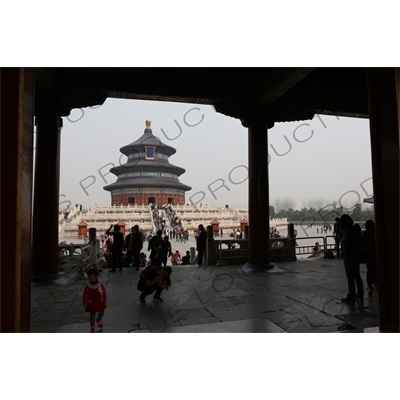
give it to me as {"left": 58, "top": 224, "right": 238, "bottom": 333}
{"left": 281, "top": 196, "right": 296, "bottom": 211}
{"left": 301, "top": 199, "right": 310, "bottom": 209}
{"left": 302, "top": 197, "right": 329, "bottom": 210}
{"left": 271, "top": 197, "right": 283, "bottom": 214}
{"left": 272, "top": 196, "right": 296, "bottom": 213}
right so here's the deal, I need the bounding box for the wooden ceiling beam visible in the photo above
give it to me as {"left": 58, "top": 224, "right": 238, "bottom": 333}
{"left": 256, "top": 67, "right": 316, "bottom": 105}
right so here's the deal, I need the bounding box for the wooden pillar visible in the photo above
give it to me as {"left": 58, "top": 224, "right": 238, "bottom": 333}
{"left": 32, "top": 112, "right": 62, "bottom": 277}
{"left": 0, "top": 67, "right": 34, "bottom": 332}
{"left": 366, "top": 68, "right": 399, "bottom": 328}
{"left": 247, "top": 114, "right": 273, "bottom": 267}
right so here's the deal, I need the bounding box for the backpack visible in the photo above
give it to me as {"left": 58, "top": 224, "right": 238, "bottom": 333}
{"left": 137, "top": 266, "right": 154, "bottom": 291}
{"left": 324, "top": 249, "right": 335, "bottom": 259}
{"left": 139, "top": 266, "right": 154, "bottom": 280}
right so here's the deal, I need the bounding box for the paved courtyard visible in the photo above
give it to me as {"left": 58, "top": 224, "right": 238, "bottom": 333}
{"left": 31, "top": 255, "right": 384, "bottom": 333}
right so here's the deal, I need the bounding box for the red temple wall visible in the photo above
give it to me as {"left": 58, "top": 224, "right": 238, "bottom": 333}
{"left": 111, "top": 193, "right": 186, "bottom": 206}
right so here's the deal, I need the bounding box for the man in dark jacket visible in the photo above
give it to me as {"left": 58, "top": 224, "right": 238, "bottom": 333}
{"left": 161, "top": 236, "right": 172, "bottom": 267}
{"left": 340, "top": 214, "right": 364, "bottom": 303}
{"left": 196, "top": 224, "right": 207, "bottom": 265}
{"left": 129, "top": 225, "right": 143, "bottom": 270}
{"left": 148, "top": 230, "right": 163, "bottom": 267}
{"left": 124, "top": 227, "right": 134, "bottom": 267}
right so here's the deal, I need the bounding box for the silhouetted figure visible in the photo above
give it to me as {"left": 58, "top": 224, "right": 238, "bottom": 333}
{"left": 182, "top": 251, "right": 191, "bottom": 265}
{"left": 137, "top": 266, "right": 172, "bottom": 305}
{"left": 148, "top": 229, "right": 163, "bottom": 267}
{"left": 340, "top": 214, "right": 364, "bottom": 303}
{"left": 196, "top": 224, "right": 207, "bottom": 265}
{"left": 129, "top": 225, "right": 143, "bottom": 270}
{"left": 105, "top": 224, "right": 124, "bottom": 272}
{"left": 161, "top": 236, "right": 172, "bottom": 267}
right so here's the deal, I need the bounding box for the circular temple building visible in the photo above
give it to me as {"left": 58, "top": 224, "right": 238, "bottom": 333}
{"left": 103, "top": 120, "right": 192, "bottom": 206}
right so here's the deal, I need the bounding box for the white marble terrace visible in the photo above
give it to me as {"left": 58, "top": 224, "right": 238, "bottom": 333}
{"left": 59, "top": 204, "right": 287, "bottom": 239}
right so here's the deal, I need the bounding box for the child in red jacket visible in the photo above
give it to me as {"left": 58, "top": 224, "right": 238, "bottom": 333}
{"left": 83, "top": 268, "right": 107, "bottom": 333}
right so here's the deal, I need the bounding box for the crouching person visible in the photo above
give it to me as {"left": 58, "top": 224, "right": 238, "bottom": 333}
{"left": 137, "top": 266, "right": 172, "bottom": 305}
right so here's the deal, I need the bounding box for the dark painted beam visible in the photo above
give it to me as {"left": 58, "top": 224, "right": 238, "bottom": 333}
{"left": 256, "top": 67, "right": 316, "bottom": 105}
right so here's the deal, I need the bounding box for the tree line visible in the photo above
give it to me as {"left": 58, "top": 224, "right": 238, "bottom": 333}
{"left": 269, "top": 197, "right": 375, "bottom": 223}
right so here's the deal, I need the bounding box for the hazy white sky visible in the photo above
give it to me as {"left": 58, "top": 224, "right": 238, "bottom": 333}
{"left": 59, "top": 97, "right": 374, "bottom": 211}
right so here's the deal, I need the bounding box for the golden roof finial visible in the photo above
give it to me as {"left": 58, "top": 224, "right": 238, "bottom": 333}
{"left": 145, "top": 120, "right": 151, "bottom": 129}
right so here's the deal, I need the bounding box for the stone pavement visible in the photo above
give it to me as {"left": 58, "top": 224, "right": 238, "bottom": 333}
{"left": 31, "top": 256, "right": 386, "bottom": 333}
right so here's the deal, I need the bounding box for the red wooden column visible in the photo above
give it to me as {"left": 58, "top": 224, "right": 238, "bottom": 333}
{"left": 32, "top": 112, "right": 62, "bottom": 277}
{"left": 366, "top": 68, "right": 399, "bottom": 328}
{"left": 247, "top": 114, "right": 273, "bottom": 267}
{"left": 0, "top": 67, "right": 35, "bottom": 332}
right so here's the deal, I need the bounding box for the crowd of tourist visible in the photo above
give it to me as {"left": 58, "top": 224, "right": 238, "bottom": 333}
{"left": 98, "top": 218, "right": 198, "bottom": 272}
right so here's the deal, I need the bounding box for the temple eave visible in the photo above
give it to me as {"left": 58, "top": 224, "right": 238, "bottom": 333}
{"left": 103, "top": 181, "right": 192, "bottom": 192}
{"left": 110, "top": 162, "right": 186, "bottom": 175}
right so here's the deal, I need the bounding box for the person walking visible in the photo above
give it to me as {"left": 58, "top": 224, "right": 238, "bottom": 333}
{"left": 148, "top": 229, "right": 163, "bottom": 267}
{"left": 340, "top": 214, "right": 364, "bottom": 303}
{"left": 161, "top": 236, "right": 172, "bottom": 267}
{"left": 82, "top": 268, "right": 107, "bottom": 333}
{"left": 196, "top": 224, "right": 207, "bottom": 265}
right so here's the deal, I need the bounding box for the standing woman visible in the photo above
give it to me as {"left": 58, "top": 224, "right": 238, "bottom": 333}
{"left": 106, "top": 224, "right": 124, "bottom": 272}
{"left": 129, "top": 225, "right": 143, "bottom": 270}
{"left": 340, "top": 214, "right": 364, "bottom": 303}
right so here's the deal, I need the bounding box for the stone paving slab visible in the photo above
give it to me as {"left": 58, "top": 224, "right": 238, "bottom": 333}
{"left": 135, "top": 318, "right": 285, "bottom": 333}
{"left": 55, "top": 322, "right": 135, "bottom": 333}
{"left": 31, "top": 257, "right": 383, "bottom": 333}
{"left": 171, "top": 307, "right": 220, "bottom": 326}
